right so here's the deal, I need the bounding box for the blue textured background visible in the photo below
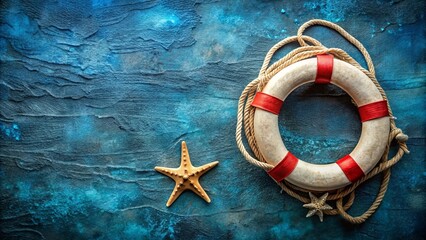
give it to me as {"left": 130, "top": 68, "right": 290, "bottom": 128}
{"left": 1, "top": 0, "right": 425, "bottom": 239}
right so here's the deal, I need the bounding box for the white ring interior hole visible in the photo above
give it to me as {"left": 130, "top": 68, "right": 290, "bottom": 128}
{"left": 278, "top": 82, "right": 361, "bottom": 164}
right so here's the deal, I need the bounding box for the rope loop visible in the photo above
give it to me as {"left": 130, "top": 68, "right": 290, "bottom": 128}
{"left": 235, "top": 19, "right": 409, "bottom": 224}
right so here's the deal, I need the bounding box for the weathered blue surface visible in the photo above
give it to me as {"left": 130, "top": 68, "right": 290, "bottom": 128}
{"left": 0, "top": 0, "right": 425, "bottom": 239}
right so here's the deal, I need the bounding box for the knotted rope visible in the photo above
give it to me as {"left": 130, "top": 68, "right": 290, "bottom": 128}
{"left": 235, "top": 19, "right": 409, "bottom": 224}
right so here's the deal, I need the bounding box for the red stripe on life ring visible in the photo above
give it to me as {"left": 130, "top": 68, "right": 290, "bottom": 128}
{"left": 315, "top": 54, "right": 334, "bottom": 84}
{"left": 268, "top": 152, "right": 299, "bottom": 182}
{"left": 251, "top": 92, "right": 283, "bottom": 115}
{"left": 358, "top": 100, "right": 389, "bottom": 122}
{"left": 336, "top": 155, "right": 365, "bottom": 182}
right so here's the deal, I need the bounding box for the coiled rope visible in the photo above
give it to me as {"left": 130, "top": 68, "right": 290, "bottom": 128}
{"left": 235, "top": 19, "right": 410, "bottom": 224}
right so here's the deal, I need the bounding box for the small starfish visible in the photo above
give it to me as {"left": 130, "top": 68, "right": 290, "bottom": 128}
{"left": 155, "top": 141, "right": 219, "bottom": 207}
{"left": 303, "top": 192, "right": 333, "bottom": 222}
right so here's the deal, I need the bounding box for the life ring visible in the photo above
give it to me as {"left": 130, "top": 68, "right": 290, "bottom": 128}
{"left": 252, "top": 55, "right": 390, "bottom": 191}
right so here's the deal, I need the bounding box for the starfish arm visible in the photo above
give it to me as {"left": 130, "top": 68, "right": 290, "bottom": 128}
{"left": 306, "top": 209, "right": 317, "bottom": 218}
{"left": 321, "top": 203, "right": 333, "bottom": 210}
{"left": 192, "top": 161, "right": 219, "bottom": 177}
{"left": 303, "top": 203, "right": 316, "bottom": 209}
{"left": 188, "top": 179, "right": 211, "bottom": 203}
{"left": 318, "top": 193, "right": 329, "bottom": 205}
{"left": 180, "top": 141, "right": 192, "bottom": 166}
{"left": 308, "top": 192, "right": 319, "bottom": 202}
{"left": 166, "top": 183, "right": 185, "bottom": 207}
{"left": 155, "top": 166, "right": 180, "bottom": 179}
{"left": 317, "top": 210, "right": 324, "bottom": 222}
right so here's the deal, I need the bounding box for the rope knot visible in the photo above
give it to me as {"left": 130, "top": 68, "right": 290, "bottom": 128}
{"left": 393, "top": 128, "right": 409, "bottom": 143}
{"left": 396, "top": 132, "right": 409, "bottom": 143}
{"left": 391, "top": 128, "right": 410, "bottom": 154}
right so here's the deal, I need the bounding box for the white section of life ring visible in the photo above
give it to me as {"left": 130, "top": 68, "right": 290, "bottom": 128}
{"left": 253, "top": 58, "right": 390, "bottom": 191}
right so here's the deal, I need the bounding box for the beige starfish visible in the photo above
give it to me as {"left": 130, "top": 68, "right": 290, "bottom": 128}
{"left": 155, "top": 141, "right": 219, "bottom": 207}
{"left": 303, "top": 192, "right": 333, "bottom": 222}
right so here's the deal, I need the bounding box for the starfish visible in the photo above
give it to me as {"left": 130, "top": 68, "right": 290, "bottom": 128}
{"left": 155, "top": 141, "right": 219, "bottom": 207}
{"left": 303, "top": 192, "right": 333, "bottom": 222}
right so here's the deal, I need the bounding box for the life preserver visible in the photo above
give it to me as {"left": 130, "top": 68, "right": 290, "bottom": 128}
{"left": 252, "top": 55, "right": 390, "bottom": 191}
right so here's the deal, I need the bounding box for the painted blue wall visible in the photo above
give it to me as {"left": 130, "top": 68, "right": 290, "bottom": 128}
{"left": 0, "top": 0, "right": 424, "bottom": 239}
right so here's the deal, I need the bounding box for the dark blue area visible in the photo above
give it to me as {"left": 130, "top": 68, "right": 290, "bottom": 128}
{"left": 0, "top": 0, "right": 425, "bottom": 239}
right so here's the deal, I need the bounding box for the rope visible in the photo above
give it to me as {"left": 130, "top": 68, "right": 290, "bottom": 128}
{"left": 235, "top": 19, "right": 409, "bottom": 224}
